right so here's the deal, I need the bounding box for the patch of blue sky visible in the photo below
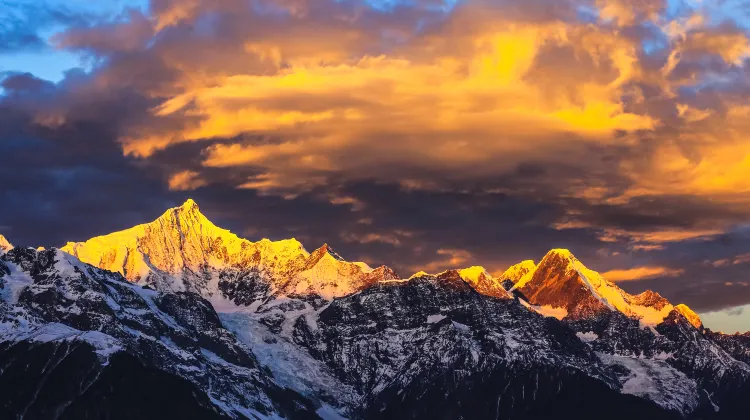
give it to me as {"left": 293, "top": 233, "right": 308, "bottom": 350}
{"left": 643, "top": 39, "right": 667, "bottom": 55}
{"left": 666, "top": 0, "right": 750, "bottom": 28}
{"left": 364, "top": 0, "right": 459, "bottom": 13}
{"left": 640, "top": 22, "right": 670, "bottom": 56}
{"left": 677, "top": 75, "right": 728, "bottom": 97}
{"left": 0, "top": 50, "right": 83, "bottom": 82}
{"left": 30, "top": 0, "right": 148, "bottom": 16}
{"left": 576, "top": 4, "right": 599, "bottom": 24}
{"left": 701, "top": 0, "right": 750, "bottom": 28}
{"left": 0, "top": 0, "right": 146, "bottom": 83}
{"left": 664, "top": 0, "right": 695, "bottom": 20}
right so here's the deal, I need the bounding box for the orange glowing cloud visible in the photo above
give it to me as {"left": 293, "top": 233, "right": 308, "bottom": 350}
{"left": 603, "top": 266, "right": 684, "bottom": 282}
{"left": 683, "top": 30, "right": 750, "bottom": 65}
{"left": 168, "top": 170, "right": 207, "bottom": 191}
{"left": 118, "top": 20, "right": 656, "bottom": 195}
{"left": 419, "top": 248, "right": 475, "bottom": 273}
{"left": 597, "top": 0, "right": 664, "bottom": 27}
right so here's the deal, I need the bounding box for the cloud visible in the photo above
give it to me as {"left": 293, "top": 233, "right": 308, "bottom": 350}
{"left": 339, "top": 232, "right": 405, "bottom": 246}
{"left": 725, "top": 306, "right": 744, "bottom": 316}
{"left": 419, "top": 248, "right": 475, "bottom": 274}
{"left": 602, "top": 266, "right": 684, "bottom": 282}
{"left": 594, "top": 0, "right": 668, "bottom": 27}
{"left": 168, "top": 170, "right": 207, "bottom": 191}
{"left": 598, "top": 227, "right": 724, "bottom": 246}
{"left": 124, "top": 17, "right": 656, "bottom": 187}
{"left": 0, "top": 2, "right": 85, "bottom": 53}
{"left": 19, "top": 0, "right": 748, "bottom": 212}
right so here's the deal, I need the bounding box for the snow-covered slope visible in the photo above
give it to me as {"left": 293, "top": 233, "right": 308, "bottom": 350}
{"left": 675, "top": 303, "right": 703, "bottom": 329}
{"left": 291, "top": 272, "right": 676, "bottom": 419}
{"left": 499, "top": 259, "right": 536, "bottom": 283}
{"left": 0, "top": 246, "right": 320, "bottom": 419}
{"left": 456, "top": 266, "right": 511, "bottom": 298}
{"left": 292, "top": 244, "right": 398, "bottom": 300}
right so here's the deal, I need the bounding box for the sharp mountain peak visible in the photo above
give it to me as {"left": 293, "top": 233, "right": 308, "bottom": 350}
{"left": 0, "top": 234, "right": 12, "bottom": 252}
{"left": 509, "top": 248, "right": 699, "bottom": 326}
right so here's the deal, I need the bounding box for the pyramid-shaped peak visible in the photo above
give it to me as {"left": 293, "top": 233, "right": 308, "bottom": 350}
{"left": 458, "top": 266, "right": 491, "bottom": 282}
{"left": 0, "top": 234, "right": 13, "bottom": 252}
{"left": 436, "top": 269, "right": 466, "bottom": 283}
{"left": 155, "top": 198, "right": 216, "bottom": 229}
{"left": 500, "top": 260, "right": 536, "bottom": 283}
{"left": 168, "top": 198, "right": 203, "bottom": 217}
{"left": 632, "top": 290, "right": 671, "bottom": 310}
{"left": 514, "top": 248, "right": 677, "bottom": 325}
{"left": 304, "top": 244, "right": 346, "bottom": 270}
{"left": 518, "top": 249, "right": 580, "bottom": 285}
{"left": 181, "top": 198, "right": 199, "bottom": 210}
{"left": 675, "top": 304, "right": 703, "bottom": 329}
{"left": 542, "top": 248, "right": 576, "bottom": 262}
{"left": 319, "top": 243, "right": 345, "bottom": 261}
{"left": 370, "top": 265, "right": 400, "bottom": 280}
{"left": 454, "top": 266, "right": 511, "bottom": 299}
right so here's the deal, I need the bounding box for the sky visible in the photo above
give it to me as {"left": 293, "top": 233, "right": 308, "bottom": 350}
{"left": 2, "top": 0, "right": 750, "bottom": 332}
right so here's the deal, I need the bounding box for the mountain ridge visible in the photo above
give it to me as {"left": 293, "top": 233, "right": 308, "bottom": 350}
{"left": 60, "top": 200, "right": 391, "bottom": 301}
{"left": 4, "top": 199, "right": 750, "bottom": 418}
{"left": 58, "top": 199, "right": 696, "bottom": 327}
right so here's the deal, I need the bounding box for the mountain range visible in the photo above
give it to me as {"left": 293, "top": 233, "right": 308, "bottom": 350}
{"left": 2, "top": 199, "right": 750, "bottom": 419}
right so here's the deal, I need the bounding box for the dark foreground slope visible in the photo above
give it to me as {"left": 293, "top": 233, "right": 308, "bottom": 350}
{"left": 0, "top": 340, "right": 227, "bottom": 419}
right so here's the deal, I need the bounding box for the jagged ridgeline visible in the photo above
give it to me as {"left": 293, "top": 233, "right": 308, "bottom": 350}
{"left": 1, "top": 200, "right": 749, "bottom": 419}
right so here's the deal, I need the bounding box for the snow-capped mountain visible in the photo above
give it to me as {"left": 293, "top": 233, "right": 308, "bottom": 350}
{"left": 408, "top": 266, "right": 512, "bottom": 299}
{"left": 62, "top": 200, "right": 396, "bottom": 302}
{"left": 3, "top": 199, "right": 750, "bottom": 419}
{"left": 499, "top": 259, "right": 536, "bottom": 283}
{"left": 500, "top": 249, "right": 750, "bottom": 417}
{"left": 511, "top": 249, "right": 675, "bottom": 325}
